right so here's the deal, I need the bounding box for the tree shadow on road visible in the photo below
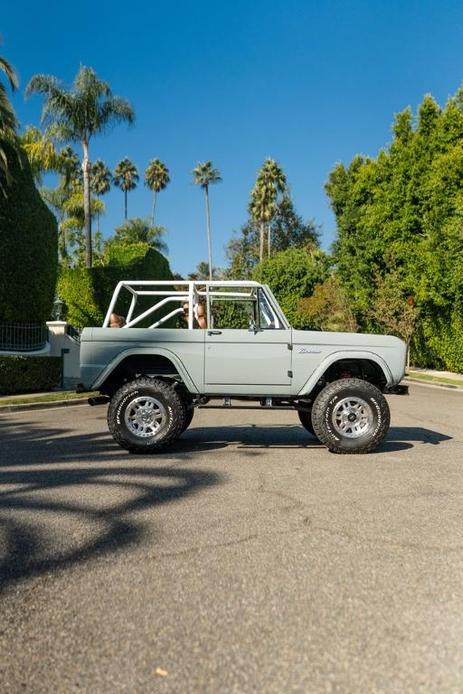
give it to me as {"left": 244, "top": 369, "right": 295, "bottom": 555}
{"left": 0, "top": 419, "right": 222, "bottom": 591}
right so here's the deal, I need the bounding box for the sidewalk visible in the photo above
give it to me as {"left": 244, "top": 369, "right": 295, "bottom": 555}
{"left": 0, "top": 389, "right": 93, "bottom": 413}
{"left": 406, "top": 367, "right": 463, "bottom": 388}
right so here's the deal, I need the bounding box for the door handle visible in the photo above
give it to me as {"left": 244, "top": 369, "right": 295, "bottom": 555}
{"left": 208, "top": 330, "right": 222, "bottom": 335}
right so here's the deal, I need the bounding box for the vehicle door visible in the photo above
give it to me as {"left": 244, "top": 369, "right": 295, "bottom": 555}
{"left": 204, "top": 288, "right": 292, "bottom": 392}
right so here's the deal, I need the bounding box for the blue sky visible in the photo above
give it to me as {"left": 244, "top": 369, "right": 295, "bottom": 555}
{"left": 4, "top": 0, "right": 463, "bottom": 274}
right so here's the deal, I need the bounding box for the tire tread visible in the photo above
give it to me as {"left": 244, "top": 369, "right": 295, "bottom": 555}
{"left": 107, "top": 377, "right": 187, "bottom": 453}
{"left": 311, "top": 378, "right": 390, "bottom": 454}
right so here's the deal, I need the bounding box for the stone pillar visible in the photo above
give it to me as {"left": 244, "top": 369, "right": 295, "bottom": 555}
{"left": 46, "top": 321, "right": 81, "bottom": 389}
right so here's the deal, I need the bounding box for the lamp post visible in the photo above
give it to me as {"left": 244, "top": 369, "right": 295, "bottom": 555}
{"left": 53, "top": 296, "right": 64, "bottom": 321}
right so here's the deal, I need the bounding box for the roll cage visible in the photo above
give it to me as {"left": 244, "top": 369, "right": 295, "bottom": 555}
{"left": 103, "top": 280, "right": 290, "bottom": 331}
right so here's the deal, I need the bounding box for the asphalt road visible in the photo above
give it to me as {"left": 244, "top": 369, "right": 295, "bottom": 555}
{"left": 0, "top": 384, "right": 462, "bottom": 693}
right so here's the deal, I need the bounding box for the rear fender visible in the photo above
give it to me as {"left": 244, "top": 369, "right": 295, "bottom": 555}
{"left": 91, "top": 347, "right": 200, "bottom": 393}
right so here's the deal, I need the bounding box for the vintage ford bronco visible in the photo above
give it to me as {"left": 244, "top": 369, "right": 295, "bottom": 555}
{"left": 78, "top": 280, "right": 408, "bottom": 454}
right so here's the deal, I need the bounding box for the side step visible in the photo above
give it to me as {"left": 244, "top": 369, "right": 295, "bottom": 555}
{"left": 198, "top": 397, "right": 294, "bottom": 410}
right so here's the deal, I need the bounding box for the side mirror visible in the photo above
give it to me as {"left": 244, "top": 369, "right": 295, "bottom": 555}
{"left": 248, "top": 318, "right": 259, "bottom": 333}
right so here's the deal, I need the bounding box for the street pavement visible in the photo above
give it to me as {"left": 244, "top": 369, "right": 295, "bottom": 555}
{"left": 0, "top": 384, "right": 462, "bottom": 693}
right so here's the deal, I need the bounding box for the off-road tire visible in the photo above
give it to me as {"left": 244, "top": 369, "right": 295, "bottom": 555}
{"left": 297, "top": 409, "right": 317, "bottom": 438}
{"left": 311, "top": 378, "right": 390, "bottom": 454}
{"left": 181, "top": 404, "right": 195, "bottom": 434}
{"left": 107, "top": 377, "right": 187, "bottom": 453}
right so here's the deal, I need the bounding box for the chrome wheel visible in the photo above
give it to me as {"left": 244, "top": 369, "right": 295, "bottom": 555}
{"left": 124, "top": 396, "right": 166, "bottom": 438}
{"left": 332, "top": 396, "right": 373, "bottom": 439}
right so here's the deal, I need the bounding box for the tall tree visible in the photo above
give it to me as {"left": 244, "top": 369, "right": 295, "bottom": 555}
{"left": 326, "top": 89, "right": 463, "bottom": 372}
{"left": 113, "top": 157, "right": 139, "bottom": 219}
{"left": 249, "top": 158, "right": 287, "bottom": 261}
{"left": 91, "top": 159, "right": 112, "bottom": 232}
{"left": 226, "top": 194, "right": 318, "bottom": 278}
{"left": 0, "top": 47, "right": 18, "bottom": 193}
{"left": 144, "top": 158, "right": 170, "bottom": 225}
{"left": 26, "top": 66, "right": 134, "bottom": 268}
{"left": 192, "top": 160, "right": 222, "bottom": 280}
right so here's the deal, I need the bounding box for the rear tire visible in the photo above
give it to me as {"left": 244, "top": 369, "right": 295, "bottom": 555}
{"left": 107, "top": 377, "right": 186, "bottom": 453}
{"left": 311, "top": 378, "right": 390, "bottom": 454}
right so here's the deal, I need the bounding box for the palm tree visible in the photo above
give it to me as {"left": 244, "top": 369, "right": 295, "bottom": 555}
{"left": 0, "top": 49, "right": 18, "bottom": 194}
{"left": 26, "top": 66, "right": 134, "bottom": 268}
{"left": 249, "top": 158, "right": 287, "bottom": 261}
{"left": 144, "top": 159, "right": 170, "bottom": 225}
{"left": 58, "top": 145, "right": 82, "bottom": 188}
{"left": 113, "top": 158, "right": 139, "bottom": 219}
{"left": 91, "top": 159, "right": 112, "bottom": 233}
{"left": 192, "top": 161, "right": 222, "bottom": 280}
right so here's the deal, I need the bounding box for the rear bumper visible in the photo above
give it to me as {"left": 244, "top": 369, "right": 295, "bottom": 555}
{"left": 384, "top": 383, "right": 409, "bottom": 395}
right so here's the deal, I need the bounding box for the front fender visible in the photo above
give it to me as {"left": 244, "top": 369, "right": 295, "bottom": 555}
{"left": 297, "top": 350, "right": 393, "bottom": 396}
{"left": 90, "top": 346, "right": 200, "bottom": 393}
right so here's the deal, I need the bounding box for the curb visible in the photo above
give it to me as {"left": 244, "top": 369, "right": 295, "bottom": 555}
{"left": 0, "top": 398, "right": 92, "bottom": 414}
{"left": 403, "top": 377, "right": 463, "bottom": 393}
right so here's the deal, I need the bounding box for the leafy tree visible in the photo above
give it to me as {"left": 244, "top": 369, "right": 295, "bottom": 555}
{"left": 0, "top": 47, "right": 18, "bottom": 193}
{"left": 26, "top": 66, "right": 134, "bottom": 268}
{"left": 109, "top": 217, "right": 167, "bottom": 254}
{"left": 325, "top": 88, "right": 463, "bottom": 371}
{"left": 253, "top": 248, "right": 330, "bottom": 328}
{"left": 299, "top": 275, "right": 358, "bottom": 332}
{"left": 113, "top": 157, "right": 139, "bottom": 219}
{"left": 20, "top": 126, "right": 59, "bottom": 183}
{"left": 249, "top": 158, "right": 287, "bottom": 261}
{"left": 144, "top": 159, "right": 170, "bottom": 225}
{"left": 188, "top": 260, "right": 222, "bottom": 280}
{"left": 192, "top": 160, "right": 222, "bottom": 280}
{"left": 226, "top": 195, "right": 319, "bottom": 279}
{"left": 368, "top": 271, "right": 418, "bottom": 364}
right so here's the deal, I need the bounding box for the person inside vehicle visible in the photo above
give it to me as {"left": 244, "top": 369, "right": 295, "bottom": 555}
{"left": 109, "top": 313, "right": 126, "bottom": 328}
{"left": 182, "top": 301, "right": 207, "bottom": 329}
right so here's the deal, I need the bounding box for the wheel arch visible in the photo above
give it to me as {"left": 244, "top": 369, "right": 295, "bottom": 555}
{"left": 297, "top": 351, "right": 393, "bottom": 397}
{"left": 92, "top": 347, "right": 199, "bottom": 395}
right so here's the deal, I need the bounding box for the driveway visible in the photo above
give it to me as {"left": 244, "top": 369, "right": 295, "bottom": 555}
{"left": 0, "top": 384, "right": 462, "bottom": 692}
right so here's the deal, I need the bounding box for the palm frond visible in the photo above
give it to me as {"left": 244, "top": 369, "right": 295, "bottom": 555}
{"left": 0, "top": 82, "right": 17, "bottom": 131}
{"left": 113, "top": 157, "right": 139, "bottom": 191}
{"left": 192, "top": 160, "right": 222, "bottom": 187}
{"left": 0, "top": 55, "right": 18, "bottom": 90}
{"left": 144, "top": 158, "right": 170, "bottom": 191}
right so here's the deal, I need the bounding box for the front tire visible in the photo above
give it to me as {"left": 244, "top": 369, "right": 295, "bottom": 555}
{"left": 297, "top": 409, "right": 317, "bottom": 438}
{"left": 107, "top": 377, "right": 187, "bottom": 453}
{"left": 181, "top": 404, "right": 195, "bottom": 434}
{"left": 311, "top": 378, "right": 390, "bottom": 454}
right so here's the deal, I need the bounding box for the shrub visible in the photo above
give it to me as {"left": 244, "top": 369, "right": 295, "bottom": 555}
{"left": 253, "top": 248, "right": 331, "bottom": 328}
{"left": 0, "top": 144, "right": 58, "bottom": 322}
{"left": 58, "top": 242, "right": 173, "bottom": 327}
{"left": 0, "top": 355, "right": 62, "bottom": 395}
{"left": 299, "top": 275, "right": 358, "bottom": 332}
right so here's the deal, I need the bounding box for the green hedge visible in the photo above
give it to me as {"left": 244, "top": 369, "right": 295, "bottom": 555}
{"left": 0, "top": 356, "right": 62, "bottom": 395}
{"left": 57, "top": 243, "right": 173, "bottom": 328}
{"left": 0, "top": 143, "right": 58, "bottom": 322}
